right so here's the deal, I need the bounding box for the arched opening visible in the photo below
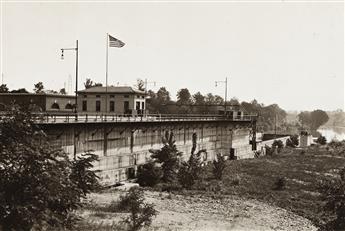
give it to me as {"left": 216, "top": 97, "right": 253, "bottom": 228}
{"left": 65, "top": 103, "right": 73, "bottom": 109}
{"left": 51, "top": 102, "right": 60, "bottom": 109}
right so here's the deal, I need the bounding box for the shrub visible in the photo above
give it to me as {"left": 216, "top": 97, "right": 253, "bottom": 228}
{"left": 272, "top": 140, "right": 284, "bottom": 153}
{"left": 273, "top": 177, "right": 286, "bottom": 190}
{"left": 137, "top": 162, "right": 162, "bottom": 187}
{"left": 150, "top": 131, "right": 182, "bottom": 183}
{"left": 119, "top": 187, "right": 158, "bottom": 231}
{"left": 213, "top": 153, "right": 226, "bottom": 180}
{"left": 0, "top": 105, "right": 100, "bottom": 230}
{"left": 316, "top": 136, "right": 327, "bottom": 145}
{"left": 178, "top": 133, "right": 205, "bottom": 189}
{"left": 318, "top": 167, "right": 345, "bottom": 230}
{"left": 286, "top": 135, "right": 299, "bottom": 148}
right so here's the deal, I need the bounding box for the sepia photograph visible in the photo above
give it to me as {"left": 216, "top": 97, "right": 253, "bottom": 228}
{"left": 0, "top": 0, "right": 344, "bottom": 230}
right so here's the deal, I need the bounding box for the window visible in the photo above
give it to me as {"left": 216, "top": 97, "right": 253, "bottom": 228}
{"left": 82, "top": 100, "right": 87, "bottom": 111}
{"left": 124, "top": 101, "right": 129, "bottom": 114}
{"left": 124, "top": 95, "right": 129, "bottom": 98}
{"left": 136, "top": 101, "right": 140, "bottom": 110}
{"left": 110, "top": 95, "right": 114, "bottom": 98}
{"left": 141, "top": 102, "right": 145, "bottom": 110}
{"left": 110, "top": 101, "right": 115, "bottom": 112}
{"left": 96, "top": 95, "right": 100, "bottom": 98}
{"left": 96, "top": 100, "right": 101, "bottom": 112}
{"left": 141, "top": 96, "right": 145, "bottom": 99}
{"left": 137, "top": 95, "right": 140, "bottom": 98}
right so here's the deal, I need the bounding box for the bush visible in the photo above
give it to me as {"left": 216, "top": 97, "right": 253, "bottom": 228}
{"left": 286, "top": 135, "right": 299, "bottom": 148}
{"left": 213, "top": 153, "right": 226, "bottom": 180}
{"left": 150, "top": 131, "right": 182, "bottom": 183}
{"left": 0, "top": 106, "right": 100, "bottom": 230}
{"left": 119, "top": 187, "right": 158, "bottom": 231}
{"left": 272, "top": 140, "right": 284, "bottom": 153}
{"left": 137, "top": 162, "right": 162, "bottom": 187}
{"left": 273, "top": 176, "right": 286, "bottom": 190}
{"left": 178, "top": 133, "right": 205, "bottom": 189}
{"left": 316, "top": 136, "right": 327, "bottom": 145}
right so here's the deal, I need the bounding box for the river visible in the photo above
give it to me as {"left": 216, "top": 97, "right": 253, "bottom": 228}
{"left": 317, "top": 126, "right": 345, "bottom": 142}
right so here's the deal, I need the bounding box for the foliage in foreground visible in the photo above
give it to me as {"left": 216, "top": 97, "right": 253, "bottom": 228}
{"left": 0, "top": 106, "right": 99, "bottom": 230}
{"left": 119, "top": 187, "right": 158, "bottom": 231}
{"left": 318, "top": 167, "right": 345, "bottom": 230}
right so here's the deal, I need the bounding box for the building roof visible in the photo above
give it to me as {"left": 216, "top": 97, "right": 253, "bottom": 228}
{"left": 77, "top": 86, "right": 146, "bottom": 94}
{"left": 0, "top": 93, "right": 75, "bottom": 98}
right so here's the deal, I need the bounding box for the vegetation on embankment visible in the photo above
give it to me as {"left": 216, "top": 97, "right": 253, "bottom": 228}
{"left": 146, "top": 143, "right": 345, "bottom": 229}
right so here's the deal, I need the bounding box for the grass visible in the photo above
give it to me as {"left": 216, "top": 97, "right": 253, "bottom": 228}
{"left": 194, "top": 146, "right": 345, "bottom": 227}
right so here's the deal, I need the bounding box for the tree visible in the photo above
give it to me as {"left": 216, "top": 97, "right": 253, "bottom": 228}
{"left": 59, "top": 88, "right": 67, "bottom": 95}
{"left": 84, "top": 78, "right": 94, "bottom": 89}
{"left": 298, "top": 111, "right": 311, "bottom": 128}
{"left": 214, "top": 95, "right": 224, "bottom": 104}
{"left": 229, "top": 97, "right": 240, "bottom": 105}
{"left": 178, "top": 133, "right": 206, "bottom": 189}
{"left": 0, "top": 105, "right": 99, "bottom": 230}
{"left": 150, "top": 131, "right": 182, "bottom": 183}
{"left": 176, "top": 88, "right": 192, "bottom": 105}
{"left": 136, "top": 79, "right": 145, "bottom": 91}
{"left": 193, "top": 92, "right": 205, "bottom": 105}
{"left": 33, "top": 82, "right": 44, "bottom": 93}
{"left": 156, "top": 87, "right": 171, "bottom": 103}
{"left": 10, "top": 88, "right": 29, "bottom": 93}
{"left": 213, "top": 153, "right": 226, "bottom": 180}
{"left": 84, "top": 78, "right": 102, "bottom": 89}
{"left": 0, "top": 84, "right": 9, "bottom": 93}
{"left": 310, "top": 110, "right": 329, "bottom": 131}
{"left": 119, "top": 187, "right": 158, "bottom": 231}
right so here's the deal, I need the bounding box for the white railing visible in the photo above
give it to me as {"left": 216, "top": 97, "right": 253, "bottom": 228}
{"left": 30, "top": 113, "right": 257, "bottom": 124}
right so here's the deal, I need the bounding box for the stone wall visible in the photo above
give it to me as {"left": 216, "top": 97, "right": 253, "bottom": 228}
{"left": 44, "top": 121, "right": 254, "bottom": 185}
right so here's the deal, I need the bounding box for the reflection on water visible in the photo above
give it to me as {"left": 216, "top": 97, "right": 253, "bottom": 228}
{"left": 318, "top": 127, "right": 345, "bottom": 142}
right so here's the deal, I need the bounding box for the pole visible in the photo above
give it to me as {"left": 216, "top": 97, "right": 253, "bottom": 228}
{"left": 145, "top": 78, "right": 147, "bottom": 93}
{"left": 75, "top": 40, "right": 78, "bottom": 114}
{"left": 224, "top": 77, "right": 228, "bottom": 112}
{"left": 274, "top": 113, "right": 277, "bottom": 138}
{"left": 105, "top": 33, "right": 109, "bottom": 113}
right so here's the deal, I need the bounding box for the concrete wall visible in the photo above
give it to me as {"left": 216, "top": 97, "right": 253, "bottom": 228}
{"left": 44, "top": 121, "right": 254, "bottom": 185}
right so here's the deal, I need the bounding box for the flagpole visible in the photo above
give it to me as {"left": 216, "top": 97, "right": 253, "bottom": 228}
{"left": 105, "top": 33, "right": 109, "bottom": 113}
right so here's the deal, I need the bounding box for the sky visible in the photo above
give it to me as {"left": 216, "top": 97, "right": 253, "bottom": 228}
{"left": 1, "top": 1, "right": 344, "bottom": 111}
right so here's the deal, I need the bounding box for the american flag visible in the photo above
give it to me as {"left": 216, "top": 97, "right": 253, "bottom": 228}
{"left": 109, "top": 35, "right": 125, "bottom": 48}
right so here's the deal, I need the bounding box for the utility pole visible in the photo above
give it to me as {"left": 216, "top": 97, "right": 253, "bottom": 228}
{"left": 215, "top": 77, "right": 228, "bottom": 112}
{"left": 61, "top": 40, "right": 79, "bottom": 114}
{"left": 144, "top": 78, "right": 156, "bottom": 93}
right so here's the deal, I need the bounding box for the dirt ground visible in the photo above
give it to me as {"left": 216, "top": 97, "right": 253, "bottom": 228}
{"left": 82, "top": 189, "right": 317, "bottom": 231}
